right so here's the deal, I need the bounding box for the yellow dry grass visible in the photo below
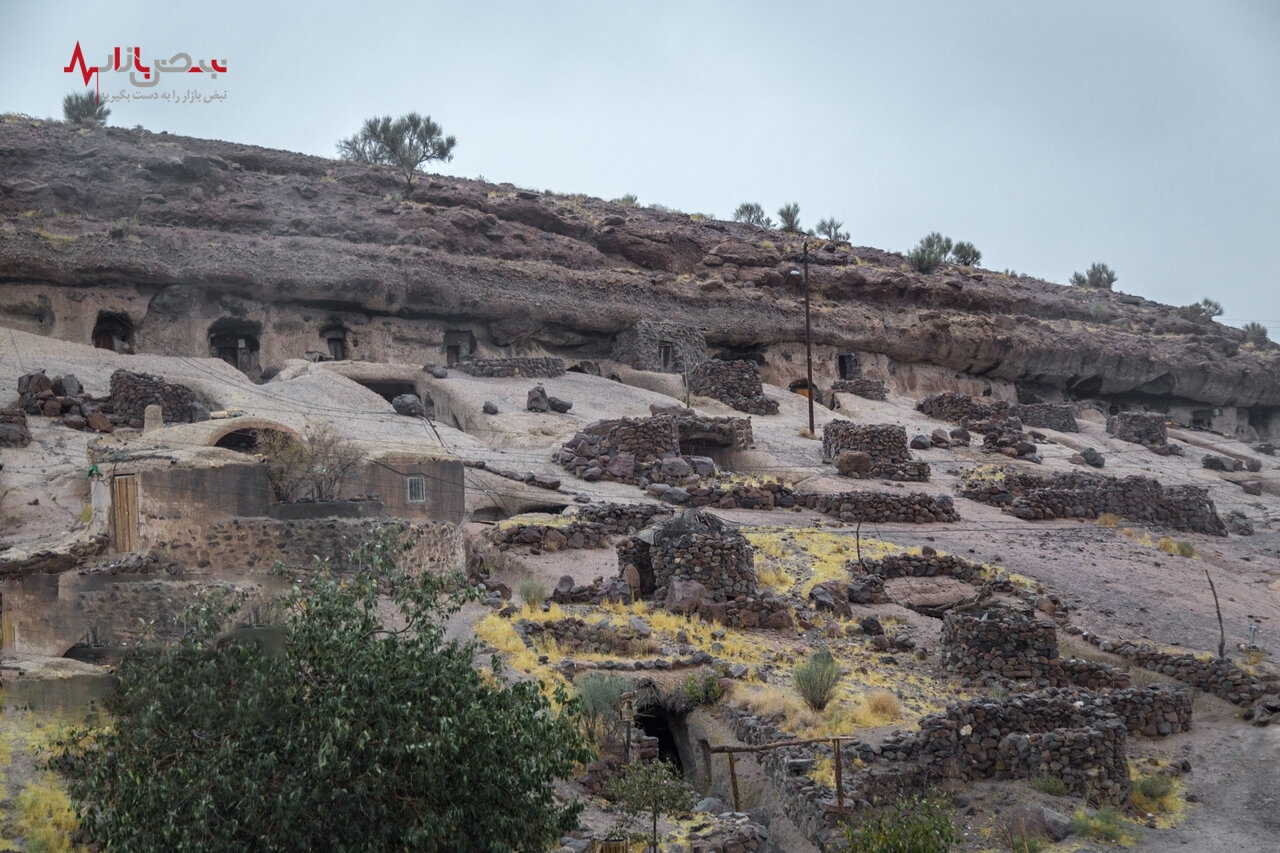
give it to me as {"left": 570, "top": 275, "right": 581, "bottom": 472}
{"left": 744, "top": 526, "right": 902, "bottom": 597}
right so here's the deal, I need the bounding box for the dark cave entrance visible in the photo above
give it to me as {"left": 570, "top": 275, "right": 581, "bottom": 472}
{"left": 636, "top": 709, "right": 686, "bottom": 772}
{"left": 208, "top": 318, "right": 262, "bottom": 376}
{"left": 92, "top": 312, "right": 135, "bottom": 353}
{"left": 320, "top": 325, "right": 350, "bottom": 361}
{"left": 356, "top": 380, "right": 418, "bottom": 405}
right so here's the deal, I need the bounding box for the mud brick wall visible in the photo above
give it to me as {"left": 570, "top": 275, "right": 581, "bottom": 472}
{"left": 0, "top": 408, "right": 29, "bottom": 446}
{"left": 688, "top": 359, "right": 779, "bottom": 415}
{"left": 455, "top": 357, "right": 566, "bottom": 378}
{"left": 961, "top": 470, "right": 1226, "bottom": 536}
{"left": 486, "top": 521, "right": 610, "bottom": 550}
{"left": 799, "top": 491, "right": 958, "bottom": 524}
{"left": 1013, "top": 403, "right": 1078, "bottom": 432}
{"left": 576, "top": 502, "right": 674, "bottom": 534}
{"left": 941, "top": 609, "right": 1059, "bottom": 682}
{"left": 110, "top": 369, "right": 197, "bottom": 424}
{"left": 145, "top": 519, "right": 465, "bottom": 576}
{"left": 831, "top": 379, "right": 887, "bottom": 401}
{"left": 822, "top": 422, "right": 930, "bottom": 480}
{"left": 611, "top": 320, "right": 708, "bottom": 373}
{"left": 1107, "top": 411, "right": 1168, "bottom": 446}
{"left": 917, "top": 392, "right": 1011, "bottom": 424}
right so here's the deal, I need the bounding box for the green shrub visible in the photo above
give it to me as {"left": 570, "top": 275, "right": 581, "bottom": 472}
{"left": 1134, "top": 774, "right": 1173, "bottom": 800}
{"left": 515, "top": 575, "right": 546, "bottom": 608}
{"left": 909, "top": 232, "right": 952, "bottom": 273}
{"left": 777, "top": 203, "right": 802, "bottom": 233}
{"left": 1243, "top": 321, "right": 1269, "bottom": 346}
{"left": 1030, "top": 773, "right": 1068, "bottom": 795}
{"left": 680, "top": 670, "right": 726, "bottom": 707}
{"left": 612, "top": 193, "right": 638, "bottom": 206}
{"left": 62, "top": 90, "right": 109, "bottom": 124}
{"left": 815, "top": 217, "right": 849, "bottom": 242}
{"left": 1073, "top": 806, "right": 1140, "bottom": 844}
{"left": 1089, "top": 300, "right": 1111, "bottom": 323}
{"left": 576, "top": 674, "right": 634, "bottom": 753}
{"left": 951, "top": 240, "right": 981, "bottom": 266}
{"left": 841, "top": 792, "right": 958, "bottom": 853}
{"left": 1070, "top": 262, "right": 1117, "bottom": 290}
{"left": 793, "top": 647, "right": 841, "bottom": 711}
{"left": 732, "top": 202, "right": 773, "bottom": 228}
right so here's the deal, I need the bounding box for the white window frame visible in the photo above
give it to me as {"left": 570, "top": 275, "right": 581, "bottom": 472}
{"left": 405, "top": 475, "right": 428, "bottom": 504}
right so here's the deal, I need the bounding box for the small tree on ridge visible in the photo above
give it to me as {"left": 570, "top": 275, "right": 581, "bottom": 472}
{"left": 337, "top": 112, "right": 456, "bottom": 193}
{"left": 62, "top": 90, "right": 109, "bottom": 124}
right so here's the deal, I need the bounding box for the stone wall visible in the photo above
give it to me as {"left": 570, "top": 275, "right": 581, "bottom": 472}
{"left": 576, "top": 502, "right": 674, "bottom": 534}
{"left": 960, "top": 469, "right": 1226, "bottom": 535}
{"left": 822, "top": 422, "right": 930, "bottom": 481}
{"left": 611, "top": 319, "right": 708, "bottom": 373}
{"left": 689, "top": 359, "right": 779, "bottom": 415}
{"left": 1078, "top": 633, "right": 1270, "bottom": 706}
{"left": 455, "top": 357, "right": 565, "bottom": 378}
{"left": 917, "top": 392, "right": 1010, "bottom": 424}
{"left": 0, "top": 408, "right": 29, "bottom": 446}
{"left": 1013, "top": 403, "right": 1078, "bottom": 433}
{"left": 556, "top": 413, "right": 752, "bottom": 486}
{"left": 649, "top": 477, "right": 799, "bottom": 510}
{"left": 799, "top": 492, "right": 958, "bottom": 524}
{"left": 486, "top": 520, "right": 611, "bottom": 551}
{"left": 1107, "top": 412, "right": 1168, "bottom": 446}
{"left": 110, "top": 369, "right": 198, "bottom": 424}
{"left": 831, "top": 378, "right": 887, "bottom": 401}
{"left": 514, "top": 616, "right": 657, "bottom": 658}
{"left": 941, "top": 608, "right": 1059, "bottom": 682}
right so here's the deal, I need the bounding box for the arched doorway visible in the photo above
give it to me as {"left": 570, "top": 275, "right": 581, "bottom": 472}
{"left": 92, "top": 312, "right": 135, "bottom": 353}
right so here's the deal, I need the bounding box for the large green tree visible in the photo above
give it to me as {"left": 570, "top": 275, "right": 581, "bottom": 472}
{"left": 337, "top": 112, "right": 456, "bottom": 193}
{"left": 53, "top": 532, "right": 589, "bottom": 852}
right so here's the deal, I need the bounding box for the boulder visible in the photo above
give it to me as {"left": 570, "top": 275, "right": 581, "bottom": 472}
{"left": 552, "top": 575, "right": 575, "bottom": 603}
{"left": 1246, "top": 458, "right": 1262, "bottom": 472}
{"left": 809, "top": 581, "right": 853, "bottom": 618}
{"left": 392, "top": 394, "right": 424, "bottom": 417}
{"left": 1242, "top": 481, "right": 1263, "bottom": 496}
{"left": 664, "top": 578, "right": 708, "bottom": 614}
{"left": 605, "top": 452, "right": 636, "bottom": 480}
{"left": 483, "top": 401, "right": 499, "bottom": 415}
{"left": 85, "top": 411, "right": 113, "bottom": 433}
{"left": 834, "top": 450, "right": 872, "bottom": 476}
{"left": 526, "top": 385, "right": 550, "bottom": 412}
{"left": 1082, "top": 447, "right": 1105, "bottom": 468}
{"left": 532, "top": 474, "right": 562, "bottom": 490}
{"left": 909, "top": 434, "right": 932, "bottom": 450}
{"left": 660, "top": 457, "right": 692, "bottom": 478}
{"left": 860, "top": 616, "right": 885, "bottom": 636}
{"left": 930, "top": 428, "right": 951, "bottom": 447}
{"left": 548, "top": 396, "right": 573, "bottom": 413}
{"left": 61, "top": 373, "right": 83, "bottom": 397}
{"left": 663, "top": 486, "right": 691, "bottom": 504}
{"left": 949, "top": 427, "right": 971, "bottom": 445}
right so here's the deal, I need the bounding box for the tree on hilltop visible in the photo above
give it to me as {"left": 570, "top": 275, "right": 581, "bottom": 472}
{"left": 732, "top": 202, "right": 774, "bottom": 228}
{"left": 337, "top": 112, "right": 456, "bottom": 193}
{"left": 62, "top": 90, "right": 109, "bottom": 124}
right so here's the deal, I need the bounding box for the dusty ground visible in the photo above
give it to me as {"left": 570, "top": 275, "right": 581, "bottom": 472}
{"left": 4, "top": 336, "right": 1280, "bottom": 851}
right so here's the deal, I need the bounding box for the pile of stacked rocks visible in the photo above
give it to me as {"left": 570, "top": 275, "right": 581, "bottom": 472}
{"left": 941, "top": 607, "right": 1059, "bottom": 683}
{"left": 557, "top": 413, "right": 752, "bottom": 487}
{"left": 689, "top": 359, "right": 779, "bottom": 415}
{"left": 0, "top": 408, "right": 30, "bottom": 446}
{"left": 1013, "top": 403, "right": 1079, "bottom": 432}
{"left": 486, "top": 521, "right": 610, "bottom": 551}
{"left": 109, "top": 369, "right": 200, "bottom": 425}
{"left": 16, "top": 369, "right": 171, "bottom": 433}
{"left": 959, "top": 469, "right": 1226, "bottom": 535}
{"left": 649, "top": 476, "right": 799, "bottom": 510}
{"left": 455, "top": 356, "right": 565, "bottom": 377}
{"left": 940, "top": 414, "right": 1052, "bottom": 463}
{"left": 823, "top": 422, "right": 930, "bottom": 481}
{"left": 576, "top": 502, "right": 674, "bottom": 534}
{"left": 1102, "top": 685, "right": 1194, "bottom": 737}
{"left": 916, "top": 392, "right": 1010, "bottom": 423}
{"left": 1107, "top": 412, "right": 1168, "bottom": 447}
{"left": 800, "top": 491, "right": 958, "bottom": 524}
{"left": 514, "top": 616, "right": 655, "bottom": 657}
{"left": 860, "top": 552, "right": 987, "bottom": 583}
{"left": 831, "top": 378, "right": 887, "bottom": 401}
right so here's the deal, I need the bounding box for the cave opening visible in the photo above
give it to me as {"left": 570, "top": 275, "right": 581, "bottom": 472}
{"left": 636, "top": 708, "right": 686, "bottom": 772}
{"left": 92, "top": 311, "right": 135, "bottom": 353}
{"left": 208, "top": 318, "right": 262, "bottom": 375}
{"left": 320, "top": 325, "right": 349, "bottom": 361}
{"left": 356, "top": 380, "right": 418, "bottom": 405}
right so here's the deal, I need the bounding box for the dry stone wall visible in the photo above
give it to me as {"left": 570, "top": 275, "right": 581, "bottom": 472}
{"left": 917, "top": 392, "right": 1011, "bottom": 424}
{"left": 486, "top": 520, "right": 611, "bottom": 551}
{"left": 960, "top": 469, "right": 1226, "bottom": 535}
{"left": 1013, "top": 403, "right": 1078, "bottom": 432}
{"left": 575, "top": 502, "right": 674, "bottom": 534}
{"left": 1077, "top": 632, "right": 1271, "bottom": 705}
{"left": 455, "top": 357, "right": 565, "bottom": 378}
{"left": 822, "top": 422, "right": 930, "bottom": 481}
{"left": 556, "top": 413, "right": 752, "bottom": 486}
{"left": 1107, "top": 411, "right": 1168, "bottom": 446}
{"left": 0, "top": 408, "right": 29, "bottom": 446}
{"left": 611, "top": 319, "right": 708, "bottom": 373}
{"left": 110, "top": 369, "right": 199, "bottom": 425}
{"left": 831, "top": 378, "right": 887, "bottom": 401}
{"left": 689, "top": 359, "right": 779, "bottom": 415}
{"left": 800, "top": 492, "right": 958, "bottom": 524}
{"left": 941, "top": 609, "right": 1059, "bottom": 682}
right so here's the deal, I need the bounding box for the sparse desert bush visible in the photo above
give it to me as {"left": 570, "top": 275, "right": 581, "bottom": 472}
{"left": 793, "top": 647, "right": 841, "bottom": 712}
{"left": 1095, "top": 512, "right": 1121, "bottom": 528}
{"left": 1089, "top": 300, "right": 1112, "bottom": 323}
{"left": 815, "top": 217, "right": 849, "bottom": 242}
{"left": 865, "top": 689, "right": 902, "bottom": 720}
{"left": 1070, "top": 262, "right": 1117, "bottom": 290}
{"left": 841, "top": 792, "right": 958, "bottom": 853}
{"left": 777, "top": 203, "right": 802, "bottom": 233}
{"left": 612, "top": 193, "right": 638, "bottom": 206}
{"left": 1130, "top": 773, "right": 1175, "bottom": 815}
{"left": 1243, "top": 321, "right": 1269, "bottom": 346}
{"left": 951, "top": 240, "right": 981, "bottom": 266}
{"left": 576, "top": 674, "right": 635, "bottom": 753}
{"left": 680, "top": 669, "right": 726, "bottom": 707}
{"left": 62, "top": 90, "right": 109, "bottom": 124}
{"left": 515, "top": 575, "right": 546, "bottom": 609}
{"left": 732, "top": 202, "right": 773, "bottom": 228}
{"left": 1031, "top": 773, "right": 1068, "bottom": 795}
{"left": 908, "top": 232, "right": 952, "bottom": 273}
{"left": 1157, "top": 538, "right": 1196, "bottom": 558}
{"left": 1073, "top": 806, "right": 1139, "bottom": 843}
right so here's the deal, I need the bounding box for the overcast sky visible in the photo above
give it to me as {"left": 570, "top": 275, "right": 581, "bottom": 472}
{"left": 4, "top": 1, "right": 1278, "bottom": 331}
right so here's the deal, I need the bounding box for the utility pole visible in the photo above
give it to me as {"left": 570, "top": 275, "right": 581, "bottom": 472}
{"left": 803, "top": 240, "right": 815, "bottom": 435}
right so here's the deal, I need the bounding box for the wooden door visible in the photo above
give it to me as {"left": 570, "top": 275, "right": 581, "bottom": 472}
{"left": 111, "top": 474, "right": 138, "bottom": 552}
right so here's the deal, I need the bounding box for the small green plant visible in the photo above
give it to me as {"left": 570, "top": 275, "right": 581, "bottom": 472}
{"left": 841, "top": 792, "right": 958, "bottom": 853}
{"left": 1072, "top": 806, "right": 1140, "bottom": 843}
{"left": 793, "top": 647, "right": 841, "bottom": 712}
{"left": 997, "top": 816, "right": 1044, "bottom": 853}
{"left": 1132, "top": 773, "right": 1173, "bottom": 802}
{"left": 1070, "top": 262, "right": 1117, "bottom": 290}
{"left": 62, "top": 90, "right": 109, "bottom": 124}
{"left": 732, "top": 202, "right": 774, "bottom": 228}
{"left": 607, "top": 760, "right": 694, "bottom": 851}
{"left": 1089, "top": 300, "right": 1111, "bottom": 323}
{"left": 777, "top": 202, "right": 802, "bottom": 233}
{"left": 576, "top": 674, "right": 635, "bottom": 754}
{"left": 612, "top": 193, "right": 638, "bottom": 206}
{"left": 951, "top": 240, "right": 981, "bottom": 266}
{"left": 909, "top": 232, "right": 952, "bottom": 273}
{"left": 1243, "top": 321, "right": 1269, "bottom": 346}
{"left": 681, "top": 669, "right": 726, "bottom": 707}
{"left": 1031, "top": 773, "right": 1068, "bottom": 795}
{"left": 515, "top": 575, "right": 547, "bottom": 609}
{"left": 815, "top": 217, "right": 849, "bottom": 242}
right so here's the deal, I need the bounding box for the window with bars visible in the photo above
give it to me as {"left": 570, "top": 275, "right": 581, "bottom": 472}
{"left": 405, "top": 475, "right": 428, "bottom": 504}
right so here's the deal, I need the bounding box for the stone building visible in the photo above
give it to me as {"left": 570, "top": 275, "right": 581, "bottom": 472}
{"left": 612, "top": 320, "right": 708, "bottom": 374}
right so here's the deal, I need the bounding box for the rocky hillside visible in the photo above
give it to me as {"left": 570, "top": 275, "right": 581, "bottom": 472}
{"left": 2, "top": 117, "right": 1278, "bottom": 421}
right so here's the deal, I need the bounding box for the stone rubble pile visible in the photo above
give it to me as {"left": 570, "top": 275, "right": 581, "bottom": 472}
{"left": 575, "top": 502, "right": 674, "bottom": 534}
{"left": 823, "top": 422, "right": 931, "bottom": 481}
{"left": 1013, "top": 403, "right": 1079, "bottom": 433}
{"left": 688, "top": 359, "right": 779, "bottom": 415}
{"left": 485, "top": 521, "right": 611, "bottom": 551}
{"left": 109, "top": 369, "right": 200, "bottom": 425}
{"left": 1107, "top": 411, "right": 1168, "bottom": 448}
{"left": 556, "top": 413, "right": 751, "bottom": 487}
{"left": 916, "top": 392, "right": 1011, "bottom": 423}
{"left": 0, "top": 408, "right": 30, "bottom": 446}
